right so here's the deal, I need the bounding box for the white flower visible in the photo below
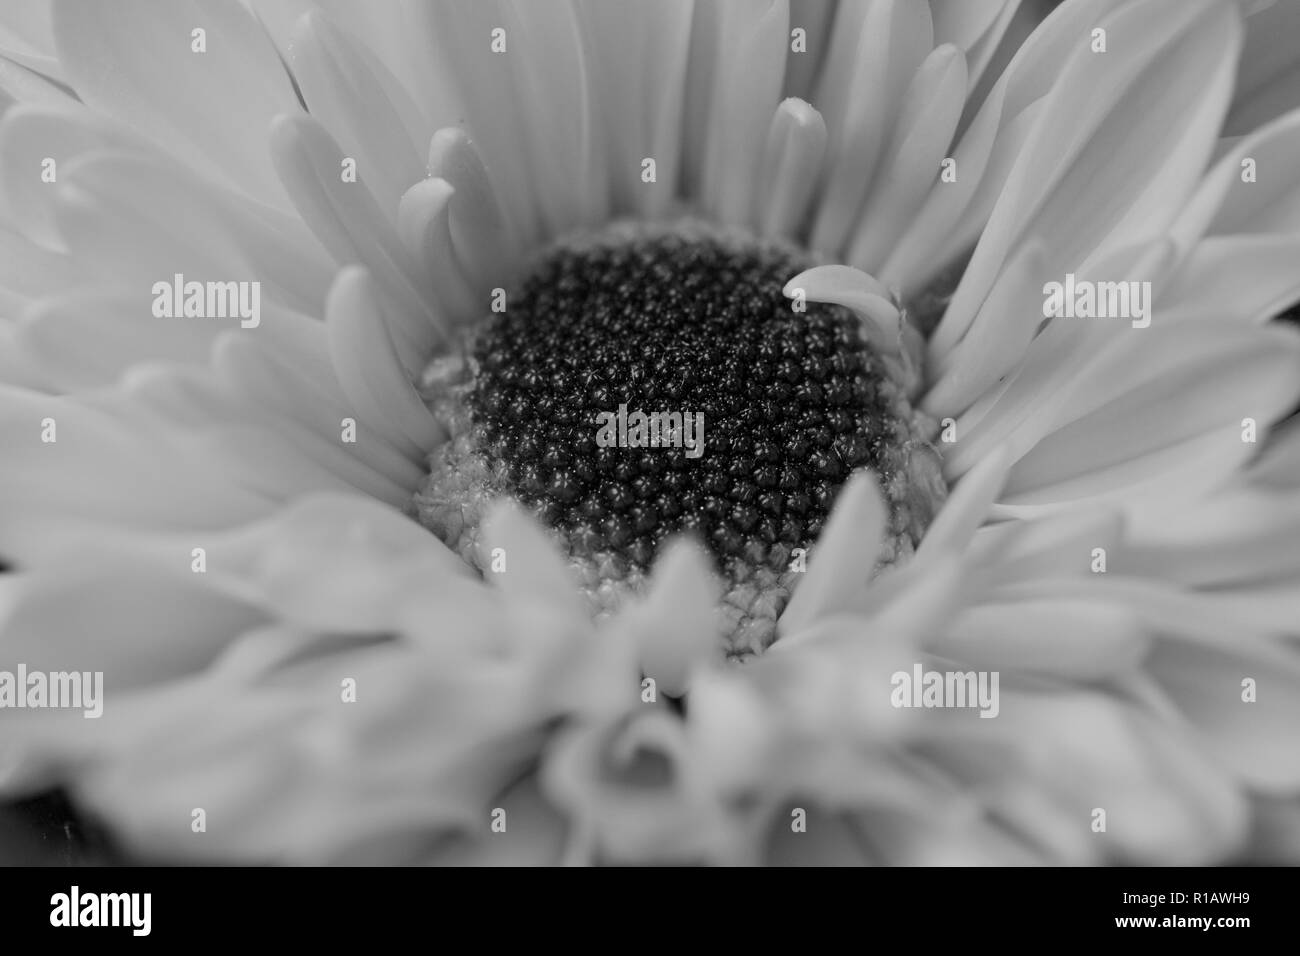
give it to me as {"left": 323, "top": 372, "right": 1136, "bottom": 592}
{"left": 0, "top": 0, "right": 1297, "bottom": 864}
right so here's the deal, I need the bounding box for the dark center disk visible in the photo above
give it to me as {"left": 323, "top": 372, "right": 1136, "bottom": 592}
{"left": 464, "top": 231, "right": 898, "bottom": 578}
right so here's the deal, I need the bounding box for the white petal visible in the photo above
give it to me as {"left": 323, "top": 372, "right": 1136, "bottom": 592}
{"left": 938, "top": 599, "right": 1148, "bottom": 680}
{"left": 0, "top": 324, "right": 47, "bottom": 388}
{"left": 922, "top": 239, "right": 1046, "bottom": 417}
{"left": 810, "top": 0, "right": 933, "bottom": 254}
{"left": 212, "top": 334, "right": 424, "bottom": 500}
{"left": 939, "top": 0, "right": 1238, "bottom": 333}
{"left": 1088, "top": 578, "right": 1300, "bottom": 645}
{"left": 99, "top": 362, "right": 389, "bottom": 509}
{"left": 1225, "top": 0, "right": 1300, "bottom": 135}
{"left": 213, "top": 321, "right": 418, "bottom": 481}
{"left": 52, "top": 0, "right": 301, "bottom": 207}
{"left": 0, "top": 0, "right": 61, "bottom": 80}
{"left": 882, "top": 0, "right": 1130, "bottom": 292}
{"left": 943, "top": 239, "right": 1176, "bottom": 478}
{"left": 1164, "top": 108, "right": 1300, "bottom": 260}
{"left": 779, "top": 471, "right": 886, "bottom": 636}
{"left": 1147, "top": 639, "right": 1300, "bottom": 792}
{"left": 1249, "top": 416, "right": 1300, "bottom": 490}
{"left": 269, "top": 113, "right": 445, "bottom": 366}
{"left": 233, "top": 494, "right": 473, "bottom": 632}
{"left": 755, "top": 98, "right": 826, "bottom": 240}
{"left": 0, "top": 221, "right": 84, "bottom": 315}
{"left": 1121, "top": 490, "right": 1300, "bottom": 587}
{"left": 1161, "top": 235, "right": 1300, "bottom": 325}
{"left": 427, "top": 127, "right": 520, "bottom": 290}
{"left": 0, "top": 385, "right": 272, "bottom": 564}
{"left": 480, "top": 500, "right": 583, "bottom": 614}
{"left": 412, "top": 0, "right": 543, "bottom": 244}
{"left": 881, "top": 91, "right": 1044, "bottom": 295}
{"left": 994, "top": 431, "right": 1260, "bottom": 517}
{"left": 504, "top": 0, "right": 607, "bottom": 233}
{"left": 973, "top": 504, "right": 1124, "bottom": 585}
{"left": 783, "top": 0, "right": 836, "bottom": 101}
{"left": 397, "top": 177, "right": 480, "bottom": 324}
{"left": 680, "top": 0, "right": 726, "bottom": 202}
{"left": 325, "top": 266, "right": 446, "bottom": 462}
{"left": 0, "top": 557, "right": 265, "bottom": 690}
{"left": 0, "top": 102, "right": 148, "bottom": 249}
{"left": 930, "top": 0, "right": 1012, "bottom": 58}
{"left": 580, "top": 0, "right": 692, "bottom": 217}
{"left": 1209, "top": 114, "right": 1300, "bottom": 237}
{"left": 55, "top": 149, "right": 333, "bottom": 315}
{"left": 783, "top": 265, "right": 901, "bottom": 356}
{"left": 288, "top": 10, "right": 426, "bottom": 219}
{"left": 847, "top": 44, "right": 967, "bottom": 272}
{"left": 297, "top": 0, "right": 459, "bottom": 140}
{"left": 0, "top": 51, "right": 75, "bottom": 111}
{"left": 15, "top": 290, "right": 216, "bottom": 390}
{"left": 183, "top": 423, "right": 365, "bottom": 503}
{"left": 937, "top": 0, "right": 1023, "bottom": 94}
{"left": 948, "top": 691, "right": 1248, "bottom": 864}
{"left": 626, "top": 541, "right": 720, "bottom": 697}
{"left": 916, "top": 443, "right": 1012, "bottom": 560}
{"left": 426, "top": 775, "right": 566, "bottom": 866}
{"left": 998, "top": 323, "right": 1300, "bottom": 505}
{"left": 700, "top": 0, "right": 789, "bottom": 226}
{"left": 860, "top": 553, "right": 966, "bottom": 642}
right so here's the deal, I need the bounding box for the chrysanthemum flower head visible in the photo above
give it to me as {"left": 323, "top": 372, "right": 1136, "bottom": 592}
{"left": 0, "top": 0, "right": 1298, "bottom": 864}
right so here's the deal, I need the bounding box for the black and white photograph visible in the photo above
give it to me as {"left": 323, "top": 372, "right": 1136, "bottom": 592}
{"left": 0, "top": 0, "right": 1296, "bottom": 922}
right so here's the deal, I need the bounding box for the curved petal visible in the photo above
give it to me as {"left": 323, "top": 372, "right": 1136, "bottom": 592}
{"left": 51, "top": 0, "right": 301, "bottom": 208}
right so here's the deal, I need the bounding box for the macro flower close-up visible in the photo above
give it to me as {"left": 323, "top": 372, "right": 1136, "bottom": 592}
{"left": 1, "top": 0, "right": 1299, "bottom": 871}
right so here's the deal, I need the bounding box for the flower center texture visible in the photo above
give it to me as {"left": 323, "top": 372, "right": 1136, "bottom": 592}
{"left": 413, "top": 221, "right": 946, "bottom": 658}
